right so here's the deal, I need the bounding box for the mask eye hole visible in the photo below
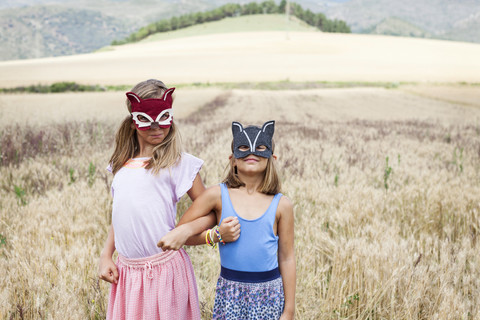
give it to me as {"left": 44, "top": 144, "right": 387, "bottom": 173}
{"left": 160, "top": 112, "right": 170, "bottom": 121}
{"left": 238, "top": 145, "right": 249, "bottom": 152}
{"left": 256, "top": 145, "right": 267, "bottom": 152}
{"left": 138, "top": 115, "right": 150, "bottom": 123}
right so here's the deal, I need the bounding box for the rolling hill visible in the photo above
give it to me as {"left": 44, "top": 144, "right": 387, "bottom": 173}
{"left": 1, "top": 0, "right": 480, "bottom": 61}
{"left": 0, "top": 5, "right": 134, "bottom": 61}
{"left": 442, "top": 12, "right": 480, "bottom": 43}
{"left": 315, "top": 0, "right": 480, "bottom": 41}
{"left": 363, "top": 17, "right": 431, "bottom": 38}
{"left": 139, "top": 14, "right": 315, "bottom": 43}
{"left": 0, "top": 14, "right": 479, "bottom": 88}
{"left": 0, "top": 0, "right": 227, "bottom": 61}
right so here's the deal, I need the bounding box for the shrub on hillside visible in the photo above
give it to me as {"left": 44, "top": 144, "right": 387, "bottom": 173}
{"left": 0, "top": 82, "right": 105, "bottom": 94}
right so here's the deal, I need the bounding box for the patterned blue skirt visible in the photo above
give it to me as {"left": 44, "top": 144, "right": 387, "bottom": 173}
{"left": 212, "top": 268, "right": 284, "bottom": 320}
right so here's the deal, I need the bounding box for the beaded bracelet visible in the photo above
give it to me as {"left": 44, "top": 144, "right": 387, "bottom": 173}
{"left": 210, "top": 228, "right": 217, "bottom": 248}
{"left": 214, "top": 225, "right": 225, "bottom": 245}
{"left": 205, "top": 230, "right": 210, "bottom": 245}
{"left": 206, "top": 229, "right": 217, "bottom": 249}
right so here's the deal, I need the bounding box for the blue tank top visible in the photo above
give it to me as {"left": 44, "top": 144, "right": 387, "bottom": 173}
{"left": 219, "top": 183, "right": 282, "bottom": 272}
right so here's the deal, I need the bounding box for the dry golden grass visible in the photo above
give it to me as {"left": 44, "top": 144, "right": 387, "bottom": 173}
{"left": 0, "top": 89, "right": 224, "bottom": 127}
{"left": 1, "top": 86, "right": 480, "bottom": 319}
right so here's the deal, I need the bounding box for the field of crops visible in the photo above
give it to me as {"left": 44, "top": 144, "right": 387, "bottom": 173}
{"left": 1, "top": 83, "right": 479, "bottom": 319}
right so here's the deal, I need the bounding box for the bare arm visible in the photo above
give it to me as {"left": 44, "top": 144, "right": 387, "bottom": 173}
{"left": 158, "top": 184, "right": 237, "bottom": 249}
{"left": 186, "top": 173, "right": 207, "bottom": 201}
{"left": 277, "top": 197, "right": 296, "bottom": 320}
{"left": 184, "top": 183, "right": 239, "bottom": 245}
{"left": 98, "top": 224, "right": 119, "bottom": 284}
{"left": 158, "top": 181, "right": 240, "bottom": 250}
{"left": 182, "top": 173, "right": 218, "bottom": 244}
{"left": 184, "top": 216, "right": 240, "bottom": 246}
{"left": 183, "top": 177, "right": 219, "bottom": 225}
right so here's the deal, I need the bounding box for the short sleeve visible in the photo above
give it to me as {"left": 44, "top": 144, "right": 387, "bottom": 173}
{"left": 106, "top": 163, "right": 114, "bottom": 196}
{"left": 173, "top": 153, "right": 204, "bottom": 202}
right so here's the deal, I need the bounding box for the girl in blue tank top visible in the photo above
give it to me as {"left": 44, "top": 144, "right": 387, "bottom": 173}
{"left": 158, "top": 121, "right": 296, "bottom": 320}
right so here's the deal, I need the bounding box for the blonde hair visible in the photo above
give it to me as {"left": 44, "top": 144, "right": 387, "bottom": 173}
{"left": 109, "top": 79, "right": 182, "bottom": 175}
{"left": 222, "top": 140, "right": 281, "bottom": 195}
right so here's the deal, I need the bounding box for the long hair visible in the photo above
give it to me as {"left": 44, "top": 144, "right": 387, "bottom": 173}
{"left": 222, "top": 140, "right": 281, "bottom": 195}
{"left": 109, "top": 79, "right": 182, "bottom": 175}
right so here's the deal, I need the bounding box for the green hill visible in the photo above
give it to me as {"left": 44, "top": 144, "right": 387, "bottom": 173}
{"left": 441, "top": 14, "right": 480, "bottom": 43}
{"left": 317, "top": 0, "right": 480, "bottom": 43}
{"left": 112, "top": 1, "right": 350, "bottom": 46}
{"left": 0, "top": 5, "right": 134, "bottom": 61}
{"left": 363, "top": 17, "right": 432, "bottom": 38}
{"left": 142, "top": 14, "right": 316, "bottom": 43}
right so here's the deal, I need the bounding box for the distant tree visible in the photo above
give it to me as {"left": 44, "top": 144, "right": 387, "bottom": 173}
{"left": 261, "top": 0, "right": 278, "bottom": 14}
{"left": 127, "top": 33, "right": 137, "bottom": 42}
{"left": 155, "top": 20, "right": 171, "bottom": 32}
{"left": 221, "top": 3, "right": 242, "bottom": 17}
{"left": 136, "top": 27, "right": 149, "bottom": 40}
{"left": 242, "top": 2, "right": 262, "bottom": 15}
{"left": 170, "top": 16, "right": 179, "bottom": 30}
{"left": 179, "top": 14, "right": 194, "bottom": 29}
{"left": 202, "top": 11, "right": 213, "bottom": 22}
{"left": 210, "top": 8, "right": 225, "bottom": 21}
{"left": 303, "top": 9, "right": 315, "bottom": 25}
{"left": 192, "top": 12, "right": 205, "bottom": 24}
{"left": 323, "top": 18, "right": 351, "bottom": 33}
{"left": 335, "top": 20, "right": 351, "bottom": 33}
{"left": 290, "top": 3, "right": 304, "bottom": 19}
{"left": 314, "top": 13, "right": 327, "bottom": 30}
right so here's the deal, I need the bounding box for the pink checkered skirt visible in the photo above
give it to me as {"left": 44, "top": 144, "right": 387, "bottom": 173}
{"left": 107, "top": 248, "right": 201, "bottom": 320}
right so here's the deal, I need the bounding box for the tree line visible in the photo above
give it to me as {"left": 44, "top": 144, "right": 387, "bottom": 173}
{"left": 111, "top": 0, "right": 351, "bottom": 45}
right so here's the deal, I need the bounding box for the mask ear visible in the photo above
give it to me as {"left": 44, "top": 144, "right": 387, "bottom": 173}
{"left": 232, "top": 122, "right": 244, "bottom": 135}
{"left": 162, "top": 87, "right": 175, "bottom": 103}
{"left": 126, "top": 92, "right": 141, "bottom": 108}
{"left": 261, "top": 120, "right": 275, "bottom": 136}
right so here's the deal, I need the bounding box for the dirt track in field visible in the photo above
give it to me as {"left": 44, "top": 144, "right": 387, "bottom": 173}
{"left": 1, "top": 85, "right": 478, "bottom": 128}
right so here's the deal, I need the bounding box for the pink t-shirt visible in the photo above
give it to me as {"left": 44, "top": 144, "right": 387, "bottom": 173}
{"left": 109, "top": 152, "right": 203, "bottom": 259}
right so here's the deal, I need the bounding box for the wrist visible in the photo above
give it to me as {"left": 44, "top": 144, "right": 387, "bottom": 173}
{"left": 282, "top": 309, "right": 294, "bottom": 319}
{"left": 178, "top": 224, "right": 194, "bottom": 238}
{"left": 206, "top": 228, "right": 217, "bottom": 248}
{"left": 213, "top": 225, "right": 225, "bottom": 245}
{"left": 282, "top": 306, "right": 295, "bottom": 317}
{"left": 100, "top": 250, "right": 113, "bottom": 259}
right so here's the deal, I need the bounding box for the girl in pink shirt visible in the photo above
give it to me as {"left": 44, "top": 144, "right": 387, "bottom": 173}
{"left": 97, "top": 79, "right": 239, "bottom": 320}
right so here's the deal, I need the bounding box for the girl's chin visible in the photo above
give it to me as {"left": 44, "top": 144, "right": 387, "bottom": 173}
{"left": 148, "top": 137, "right": 165, "bottom": 144}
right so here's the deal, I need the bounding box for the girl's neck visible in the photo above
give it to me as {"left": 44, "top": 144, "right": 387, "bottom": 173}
{"left": 238, "top": 173, "right": 263, "bottom": 194}
{"left": 135, "top": 145, "right": 155, "bottom": 158}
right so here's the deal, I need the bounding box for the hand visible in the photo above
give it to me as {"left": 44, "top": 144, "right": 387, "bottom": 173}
{"left": 98, "top": 255, "right": 118, "bottom": 284}
{"left": 218, "top": 216, "right": 240, "bottom": 243}
{"left": 157, "top": 225, "right": 190, "bottom": 251}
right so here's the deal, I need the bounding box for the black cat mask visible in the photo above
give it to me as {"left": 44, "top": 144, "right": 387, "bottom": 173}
{"left": 232, "top": 121, "right": 275, "bottom": 159}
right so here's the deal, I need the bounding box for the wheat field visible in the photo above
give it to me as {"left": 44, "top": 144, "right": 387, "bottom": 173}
{"left": 1, "top": 83, "right": 479, "bottom": 319}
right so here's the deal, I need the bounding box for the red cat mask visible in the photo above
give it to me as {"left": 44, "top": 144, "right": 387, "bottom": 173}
{"left": 126, "top": 87, "right": 175, "bottom": 130}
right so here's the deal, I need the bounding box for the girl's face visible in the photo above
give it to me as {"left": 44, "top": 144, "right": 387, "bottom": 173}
{"left": 234, "top": 145, "right": 269, "bottom": 175}
{"left": 135, "top": 124, "right": 170, "bottom": 149}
